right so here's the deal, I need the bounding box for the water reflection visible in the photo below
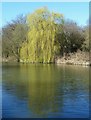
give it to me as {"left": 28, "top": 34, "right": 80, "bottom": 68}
{"left": 2, "top": 64, "right": 89, "bottom": 118}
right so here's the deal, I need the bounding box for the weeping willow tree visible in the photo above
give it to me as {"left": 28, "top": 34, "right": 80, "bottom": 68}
{"left": 20, "top": 7, "right": 64, "bottom": 63}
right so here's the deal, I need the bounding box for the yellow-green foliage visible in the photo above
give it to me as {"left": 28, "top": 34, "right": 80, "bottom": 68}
{"left": 20, "top": 7, "right": 64, "bottom": 63}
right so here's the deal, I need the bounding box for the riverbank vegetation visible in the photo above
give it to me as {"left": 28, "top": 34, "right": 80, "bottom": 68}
{"left": 2, "top": 7, "right": 90, "bottom": 64}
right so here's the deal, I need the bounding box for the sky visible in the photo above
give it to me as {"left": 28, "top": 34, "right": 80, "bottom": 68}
{"left": 1, "top": 2, "right": 89, "bottom": 27}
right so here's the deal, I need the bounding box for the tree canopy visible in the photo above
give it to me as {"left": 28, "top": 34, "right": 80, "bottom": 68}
{"left": 2, "top": 7, "right": 89, "bottom": 63}
{"left": 2, "top": 15, "right": 27, "bottom": 61}
{"left": 20, "top": 7, "right": 64, "bottom": 63}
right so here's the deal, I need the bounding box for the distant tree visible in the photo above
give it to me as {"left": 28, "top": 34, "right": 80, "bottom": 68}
{"left": 0, "top": 28, "right": 2, "bottom": 59}
{"left": 2, "top": 15, "right": 28, "bottom": 61}
{"left": 82, "top": 25, "right": 91, "bottom": 52}
{"left": 58, "top": 20, "right": 85, "bottom": 55}
{"left": 20, "top": 7, "right": 64, "bottom": 63}
{"left": 2, "top": 24, "right": 14, "bottom": 58}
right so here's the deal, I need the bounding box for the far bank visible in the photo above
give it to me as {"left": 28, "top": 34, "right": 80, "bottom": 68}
{"left": 2, "top": 51, "right": 91, "bottom": 66}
